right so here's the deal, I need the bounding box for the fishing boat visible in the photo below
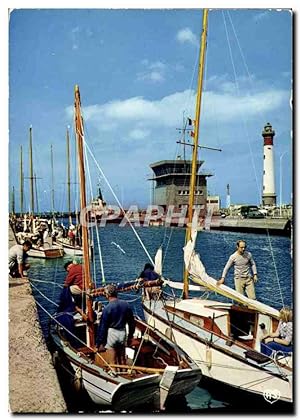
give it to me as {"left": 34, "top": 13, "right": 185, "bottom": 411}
{"left": 13, "top": 215, "right": 64, "bottom": 259}
{"left": 142, "top": 9, "right": 292, "bottom": 409}
{"left": 49, "top": 85, "right": 201, "bottom": 412}
{"left": 27, "top": 244, "right": 64, "bottom": 259}
{"left": 55, "top": 238, "right": 83, "bottom": 256}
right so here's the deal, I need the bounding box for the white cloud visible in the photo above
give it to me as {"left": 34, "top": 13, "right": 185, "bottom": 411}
{"left": 137, "top": 60, "right": 166, "bottom": 83}
{"left": 203, "top": 89, "right": 287, "bottom": 122}
{"left": 76, "top": 90, "right": 193, "bottom": 128}
{"left": 176, "top": 28, "right": 198, "bottom": 46}
{"left": 253, "top": 11, "right": 270, "bottom": 22}
{"left": 128, "top": 128, "right": 150, "bottom": 140}
{"left": 137, "top": 70, "right": 165, "bottom": 83}
{"left": 66, "top": 82, "right": 288, "bottom": 150}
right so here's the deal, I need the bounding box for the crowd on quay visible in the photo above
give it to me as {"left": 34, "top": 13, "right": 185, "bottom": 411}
{"left": 9, "top": 214, "right": 82, "bottom": 248}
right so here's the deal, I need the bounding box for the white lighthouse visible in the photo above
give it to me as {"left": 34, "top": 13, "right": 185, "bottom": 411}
{"left": 262, "top": 122, "right": 276, "bottom": 206}
{"left": 226, "top": 183, "right": 231, "bottom": 208}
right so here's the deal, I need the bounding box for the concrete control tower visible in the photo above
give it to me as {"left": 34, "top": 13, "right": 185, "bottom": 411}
{"left": 262, "top": 122, "right": 276, "bottom": 206}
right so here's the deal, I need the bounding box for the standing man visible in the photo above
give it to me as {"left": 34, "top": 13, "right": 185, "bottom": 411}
{"left": 9, "top": 240, "right": 32, "bottom": 278}
{"left": 64, "top": 261, "right": 84, "bottom": 307}
{"left": 96, "top": 284, "right": 135, "bottom": 369}
{"left": 217, "top": 240, "right": 258, "bottom": 299}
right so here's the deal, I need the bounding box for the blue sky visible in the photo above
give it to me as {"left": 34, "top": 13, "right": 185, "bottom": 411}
{"left": 8, "top": 7, "right": 293, "bottom": 212}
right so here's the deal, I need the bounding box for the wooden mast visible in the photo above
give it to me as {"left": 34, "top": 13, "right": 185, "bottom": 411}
{"left": 183, "top": 9, "right": 208, "bottom": 299}
{"left": 74, "top": 85, "right": 95, "bottom": 347}
{"left": 29, "top": 126, "right": 34, "bottom": 215}
{"left": 20, "top": 145, "right": 24, "bottom": 215}
{"left": 34, "top": 172, "right": 39, "bottom": 215}
{"left": 11, "top": 186, "right": 15, "bottom": 214}
{"left": 50, "top": 144, "right": 55, "bottom": 216}
{"left": 66, "top": 127, "right": 72, "bottom": 224}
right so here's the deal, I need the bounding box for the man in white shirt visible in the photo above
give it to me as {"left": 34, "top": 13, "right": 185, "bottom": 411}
{"left": 9, "top": 240, "right": 32, "bottom": 278}
{"left": 217, "top": 240, "right": 258, "bottom": 299}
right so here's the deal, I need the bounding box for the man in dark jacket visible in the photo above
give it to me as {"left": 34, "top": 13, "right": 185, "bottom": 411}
{"left": 139, "top": 263, "right": 159, "bottom": 280}
{"left": 96, "top": 284, "right": 135, "bottom": 369}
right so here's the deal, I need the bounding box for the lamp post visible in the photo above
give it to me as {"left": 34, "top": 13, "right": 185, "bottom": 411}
{"left": 279, "top": 151, "right": 288, "bottom": 217}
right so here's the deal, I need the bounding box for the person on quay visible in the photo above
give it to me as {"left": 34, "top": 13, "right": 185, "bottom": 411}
{"left": 96, "top": 284, "right": 135, "bottom": 369}
{"left": 64, "top": 261, "right": 84, "bottom": 307}
{"left": 260, "top": 307, "right": 293, "bottom": 357}
{"left": 9, "top": 240, "right": 32, "bottom": 278}
{"left": 217, "top": 240, "right": 258, "bottom": 299}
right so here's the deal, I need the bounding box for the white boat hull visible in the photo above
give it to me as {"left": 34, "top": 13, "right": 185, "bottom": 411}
{"left": 69, "top": 359, "right": 160, "bottom": 409}
{"left": 143, "top": 299, "right": 292, "bottom": 406}
{"left": 50, "top": 317, "right": 201, "bottom": 411}
{"left": 27, "top": 246, "right": 64, "bottom": 259}
{"left": 55, "top": 238, "right": 83, "bottom": 256}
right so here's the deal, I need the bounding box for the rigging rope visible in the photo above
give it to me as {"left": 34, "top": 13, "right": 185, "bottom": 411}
{"left": 30, "top": 280, "right": 59, "bottom": 307}
{"left": 222, "top": 10, "right": 261, "bottom": 206}
{"left": 84, "top": 141, "right": 155, "bottom": 265}
{"left": 83, "top": 137, "right": 106, "bottom": 286}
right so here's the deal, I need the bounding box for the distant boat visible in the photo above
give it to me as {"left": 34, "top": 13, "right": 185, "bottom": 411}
{"left": 13, "top": 215, "right": 64, "bottom": 259}
{"left": 55, "top": 237, "right": 83, "bottom": 257}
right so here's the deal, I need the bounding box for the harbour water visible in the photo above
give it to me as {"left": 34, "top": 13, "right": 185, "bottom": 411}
{"left": 28, "top": 223, "right": 292, "bottom": 413}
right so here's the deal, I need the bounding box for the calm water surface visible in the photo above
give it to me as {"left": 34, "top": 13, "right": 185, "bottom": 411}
{"left": 28, "top": 224, "right": 292, "bottom": 413}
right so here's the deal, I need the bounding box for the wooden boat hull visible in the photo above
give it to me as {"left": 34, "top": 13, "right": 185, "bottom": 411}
{"left": 27, "top": 246, "right": 64, "bottom": 259}
{"left": 55, "top": 238, "right": 83, "bottom": 256}
{"left": 50, "top": 317, "right": 201, "bottom": 412}
{"left": 143, "top": 299, "right": 292, "bottom": 407}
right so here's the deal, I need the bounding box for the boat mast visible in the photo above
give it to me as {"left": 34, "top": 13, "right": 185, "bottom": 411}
{"left": 74, "top": 85, "right": 95, "bottom": 347}
{"left": 50, "top": 144, "right": 55, "bottom": 216}
{"left": 11, "top": 186, "right": 15, "bottom": 214}
{"left": 66, "top": 127, "right": 72, "bottom": 225}
{"left": 34, "top": 173, "right": 39, "bottom": 216}
{"left": 29, "top": 126, "right": 34, "bottom": 215}
{"left": 20, "top": 145, "right": 24, "bottom": 215}
{"left": 183, "top": 9, "right": 208, "bottom": 299}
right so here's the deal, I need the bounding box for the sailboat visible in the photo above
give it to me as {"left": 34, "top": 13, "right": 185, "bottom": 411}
{"left": 54, "top": 127, "right": 83, "bottom": 256}
{"left": 142, "top": 9, "right": 292, "bottom": 408}
{"left": 13, "top": 127, "right": 64, "bottom": 259}
{"left": 49, "top": 85, "right": 201, "bottom": 412}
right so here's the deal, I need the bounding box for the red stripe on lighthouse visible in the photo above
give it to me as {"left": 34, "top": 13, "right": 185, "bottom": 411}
{"left": 264, "top": 137, "right": 273, "bottom": 146}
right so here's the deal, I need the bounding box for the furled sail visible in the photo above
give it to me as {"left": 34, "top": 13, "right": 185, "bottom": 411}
{"left": 183, "top": 230, "right": 280, "bottom": 319}
{"left": 154, "top": 247, "right": 163, "bottom": 276}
